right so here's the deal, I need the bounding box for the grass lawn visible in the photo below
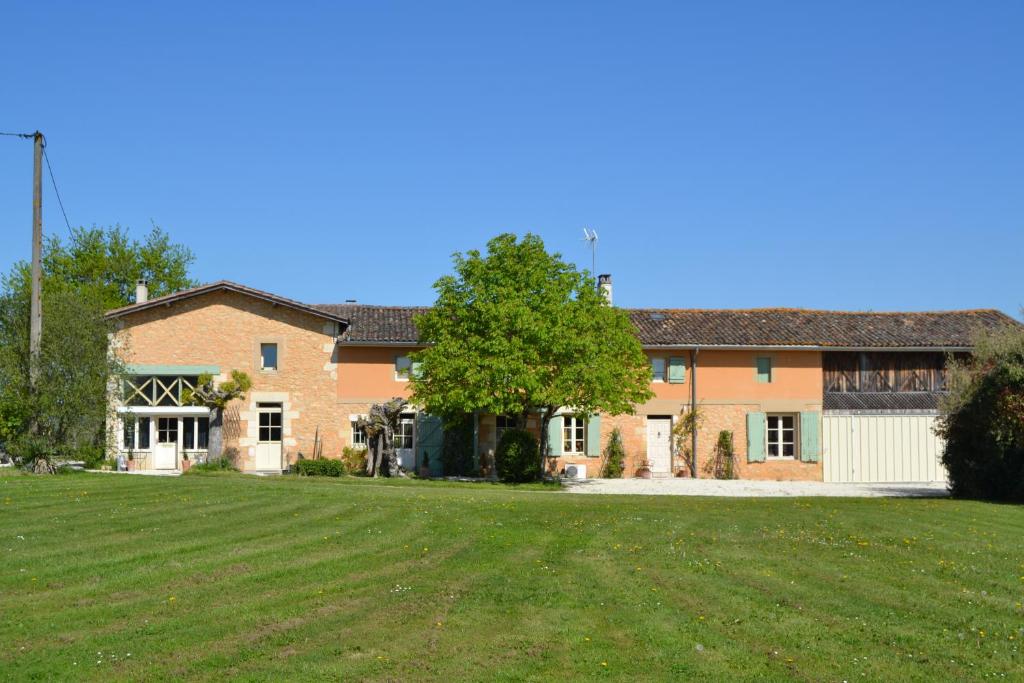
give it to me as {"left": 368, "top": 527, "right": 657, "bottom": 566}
{"left": 1, "top": 472, "right": 1021, "bottom": 681}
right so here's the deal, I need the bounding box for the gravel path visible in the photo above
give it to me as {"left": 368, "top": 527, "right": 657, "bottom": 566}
{"left": 562, "top": 477, "right": 949, "bottom": 498}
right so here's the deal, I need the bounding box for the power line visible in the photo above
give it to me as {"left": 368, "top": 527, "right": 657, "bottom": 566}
{"left": 42, "top": 145, "right": 73, "bottom": 234}
{"left": 2, "top": 131, "right": 75, "bottom": 234}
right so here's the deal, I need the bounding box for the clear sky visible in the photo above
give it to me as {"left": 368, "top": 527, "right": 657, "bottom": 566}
{"left": 1, "top": 1, "right": 1021, "bottom": 316}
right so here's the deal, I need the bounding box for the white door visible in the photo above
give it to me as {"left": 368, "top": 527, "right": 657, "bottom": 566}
{"left": 646, "top": 417, "right": 672, "bottom": 474}
{"left": 823, "top": 413, "right": 947, "bottom": 483}
{"left": 395, "top": 413, "right": 415, "bottom": 470}
{"left": 153, "top": 417, "right": 178, "bottom": 469}
{"left": 255, "top": 405, "right": 283, "bottom": 470}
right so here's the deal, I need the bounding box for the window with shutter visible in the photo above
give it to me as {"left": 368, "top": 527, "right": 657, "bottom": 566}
{"left": 668, "top": 357, "right": 686, "bottom": 384}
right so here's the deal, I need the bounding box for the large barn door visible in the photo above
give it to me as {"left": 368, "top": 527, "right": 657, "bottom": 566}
{"left": 823, "top": 413, "right": 946, "bottom": 483}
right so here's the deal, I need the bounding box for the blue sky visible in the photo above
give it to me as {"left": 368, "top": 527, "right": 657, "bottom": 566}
{"left": 1, "top": 1, "right": 1021, "bottom": 315}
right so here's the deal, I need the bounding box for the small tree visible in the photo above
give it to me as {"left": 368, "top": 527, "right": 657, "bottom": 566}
{"left": 937, "top": 322, "right": 1024, "bottom": 502}
{"left": 410, "top": 234, "right": 653, "bottom": 479}
{"left": 600, "top": 427, "right": 626, "bottom": 478}
{"left": 184, "top": 370, "right": 252, "bottom": 462}
{"left": 357, "top": 398, "right": 407, "bottom": 477}
{"left": 704, "top": 430, "right": 736, "bottom": 480}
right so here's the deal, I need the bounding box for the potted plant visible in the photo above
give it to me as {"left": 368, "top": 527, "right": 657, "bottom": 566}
{"left": 181, "top": 453, "right": 191, "bottom": 473}
{"left": 419, "top": 450, "right": 431, "bottom": 478}
{"left": 635, "top": 459, "right": 652, "bottom": 479}
{"left": 126, "top": 452, "right": 136, "bottom": 472}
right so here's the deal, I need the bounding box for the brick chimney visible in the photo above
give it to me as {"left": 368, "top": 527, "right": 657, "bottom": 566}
{"left": 135, "top": 279, "right": 149, "bottom": 303}
{"left": 598, "top": 274, "right": 612, "bottom": 305}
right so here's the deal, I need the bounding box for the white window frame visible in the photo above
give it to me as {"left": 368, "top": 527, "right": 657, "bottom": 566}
{"left": 122, "top": 415, "right": 153, "bottom": 451}
{"left": 394, "top": 413, "right": 415, "bottom": 450}
{"left": 350, "top": 414, "right": 368, "bottom": 450}
{"left": 562, "top": 415, "right": 586, "bottom": 454}
{"left": 260, "top": 343, "right": 279, "bottom": 371}
{"left": 766, "top": 413, "right": 798, "bottom": 459}
{"left": 181, "top": 416, "right": 211, "bottom": 451}
{"left": 651, "top": 357, "right": 666, "bottom": 383}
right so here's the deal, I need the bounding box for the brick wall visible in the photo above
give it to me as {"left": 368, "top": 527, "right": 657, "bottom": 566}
{"left": 113, "top": 290, "right": 343, "bottom": 470}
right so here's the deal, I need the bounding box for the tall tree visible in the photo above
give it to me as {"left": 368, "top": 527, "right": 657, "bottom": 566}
{"left": 410, "top": 233, "right": 653, "bottom": 473}
{"left": 0, "top": 284, "right": 121, "bottom": 469}
{"left": 0, "top": 225, "right": 196, "bottom": 468}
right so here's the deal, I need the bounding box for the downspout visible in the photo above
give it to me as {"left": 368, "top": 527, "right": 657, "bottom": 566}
{"left": 690, "top": 347, "right": 699, "bottom": 478}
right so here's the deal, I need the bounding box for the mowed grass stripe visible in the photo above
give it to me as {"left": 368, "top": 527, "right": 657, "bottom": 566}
{"left": 1, "top": 471, "right": 1022, "bottom": 681}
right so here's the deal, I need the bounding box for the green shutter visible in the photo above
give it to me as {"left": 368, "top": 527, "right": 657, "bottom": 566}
{"left": 756, "top": 357, "right": 772, "bottom": 383}
{"left": 415, "top": 413, "right": 444, "bottom": 475}
{"left": 547, "top": 416, "right": 563, "bottom": 456}
{"left": 800, "top": 411, "right": 820, "bottom": 463}
{"left": 668, "top": 357, "right": 686, "bottom": 383}
{"left": 586, "top": 414, "right": 601, "bottom": 457}
{"left": 746, "top": 412, "right": 766, "bottom": 462}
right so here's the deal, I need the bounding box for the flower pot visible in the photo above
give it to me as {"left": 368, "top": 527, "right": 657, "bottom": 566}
{"left": 636, "top": 467, "right": 652, "bottom": 479}
{"left": 127, "top": 460, "right": 137, "bottom": 472}
{"left": 181, "top": 459, "right": 191, "bottom": 473}
{"left": 418, "top": 466, "right": 430, "bottom": 478}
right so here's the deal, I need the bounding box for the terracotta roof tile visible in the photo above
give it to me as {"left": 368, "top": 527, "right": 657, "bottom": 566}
{"left": 318, "top": 303, "right": 1018, "bottom": 348}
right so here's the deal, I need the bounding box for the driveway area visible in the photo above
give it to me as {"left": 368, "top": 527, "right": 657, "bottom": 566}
{"left": 562, "top": 477, "right": 949, "bottom": 498}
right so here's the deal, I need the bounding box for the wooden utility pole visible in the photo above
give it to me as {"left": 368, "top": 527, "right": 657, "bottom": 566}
{"left": 29, "top": 131, "right": 43, "bottom": 386}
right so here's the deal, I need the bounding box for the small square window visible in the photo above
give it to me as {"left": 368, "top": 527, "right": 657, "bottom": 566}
{"left": 261, "top": 343, "right": 278, "bottom": 370}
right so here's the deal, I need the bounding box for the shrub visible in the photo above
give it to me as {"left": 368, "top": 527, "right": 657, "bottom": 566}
{"left": 340, "top": 447, "right": 367, "bottom": 475}
{"left": 292, "top": 458, "right": 345, "bottom": 477}
{"left": 704, "top": 430, "right": 736, "bottom": 480}
{"left": 496, "top": 428, "right": 540, "bottom": 483}
{"left": 189, "top": 457, "right": 239, "bottom": 473}
{"left": 600, "top": 428, "right": 626, "bottom": 478}
{"left": 938, "top": 324, "right": 1024, "bottom": 502}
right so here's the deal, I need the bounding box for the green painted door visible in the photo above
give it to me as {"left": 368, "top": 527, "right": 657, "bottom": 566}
{"left": 416, "top": 413, "right": 444, "bottom": 476}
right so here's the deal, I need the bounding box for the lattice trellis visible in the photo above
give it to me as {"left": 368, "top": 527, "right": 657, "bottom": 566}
{"left": 123, "top": 376, "right": 198, "bottom": 407}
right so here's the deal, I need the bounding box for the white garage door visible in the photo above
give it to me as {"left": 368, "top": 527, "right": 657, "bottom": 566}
{"left": 823, "top": 413, "right": 947, "bottom": 483}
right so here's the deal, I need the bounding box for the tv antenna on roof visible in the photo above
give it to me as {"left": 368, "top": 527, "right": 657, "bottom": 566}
{"left": 582, "top": 227, "right": 598, "bottom": 276}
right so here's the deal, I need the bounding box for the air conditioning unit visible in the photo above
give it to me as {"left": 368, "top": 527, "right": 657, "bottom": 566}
{"left": 563, "top": 463, "right": 587, "bottom": 479}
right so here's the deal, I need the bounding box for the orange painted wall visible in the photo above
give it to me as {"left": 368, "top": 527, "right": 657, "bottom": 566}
{"left": 645, "top": 350, "right": 822, "bottom": 402}
{"left": 336, "top": 345, "right": 418, "bottom": 401}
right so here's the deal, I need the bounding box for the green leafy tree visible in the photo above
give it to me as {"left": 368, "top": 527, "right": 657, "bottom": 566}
{"left": 937, "top": 320, "right": 1024, "bottom": 501}
{"left": 42, "top": 224, "right": 197, "bottom": 309}
{"left": 0, "top": 285, "right": 121, "bottom": 470}
{"left": 410, "top": 233, "right": 653, "bottom": 475}
{"left": 0, "top": 224, "right": 196, "bottom": 469}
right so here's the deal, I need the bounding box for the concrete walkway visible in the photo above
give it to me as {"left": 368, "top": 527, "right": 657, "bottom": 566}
{"left": 562, "top": 477, "right": 949, "bottom": 498}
